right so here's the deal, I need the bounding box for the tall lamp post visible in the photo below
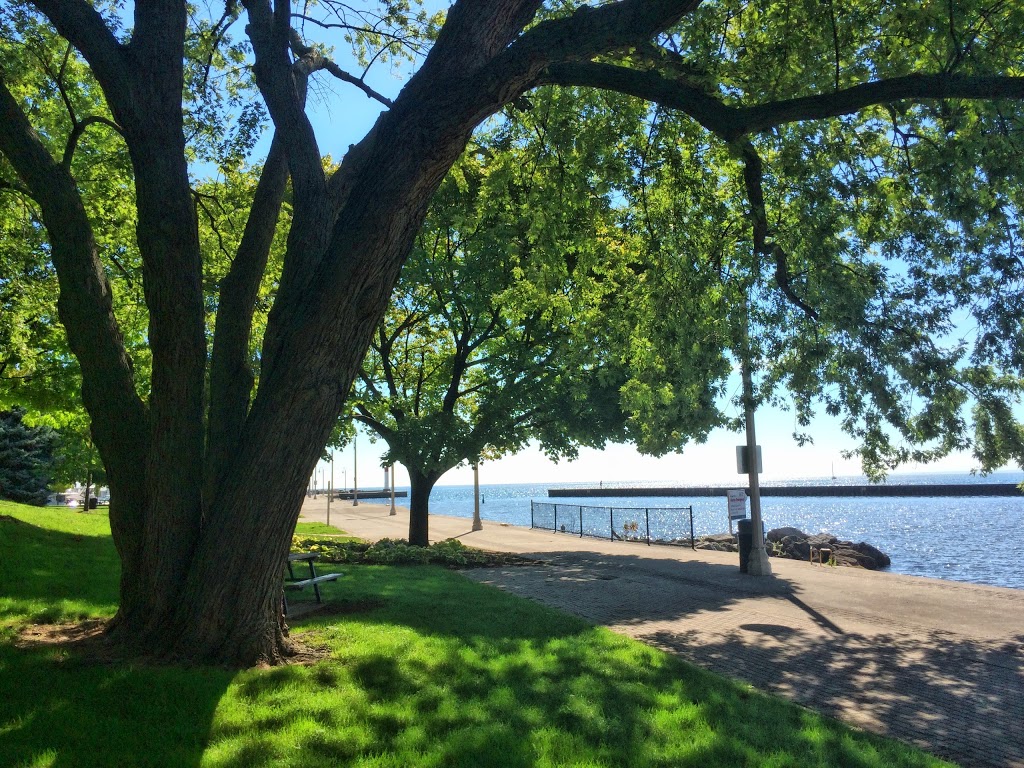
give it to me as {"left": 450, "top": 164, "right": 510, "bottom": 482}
{"left": 352, "top": 429, "right": 359, "bottom": 507}
{"left": 327, "top": 449, "right": 333, "bottom": 526}
{"left": 741, "top": 354, "right": 772, "bottom": 577}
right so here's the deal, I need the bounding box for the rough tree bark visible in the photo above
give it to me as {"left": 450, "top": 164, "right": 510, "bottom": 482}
{"left": 407, "top": 469, "right": 444, "bottom": 548}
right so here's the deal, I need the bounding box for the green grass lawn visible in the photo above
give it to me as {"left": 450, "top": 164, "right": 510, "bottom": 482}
{"left": 0, "top": 500, "right": 952, "bottom": 768}
{"left": 293, "top": 522, "right": 360, "bottom": 541}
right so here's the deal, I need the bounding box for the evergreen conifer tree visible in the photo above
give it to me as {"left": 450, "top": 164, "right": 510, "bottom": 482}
{"left": 0, "top": 408, "right": 57, "bottom": 505}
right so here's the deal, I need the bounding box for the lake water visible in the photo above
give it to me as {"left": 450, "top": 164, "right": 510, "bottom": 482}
{"left": 407, "top": 472, "right": 1024, "bottom": 591}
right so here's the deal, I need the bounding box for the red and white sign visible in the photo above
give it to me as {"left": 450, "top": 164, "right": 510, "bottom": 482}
{"left": 727, "top": 489, "right": 748, "bottom": 521}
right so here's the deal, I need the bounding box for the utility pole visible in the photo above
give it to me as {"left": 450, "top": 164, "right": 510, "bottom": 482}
{"left": 352, "top": 430, "right": 359, "bottom": 506}
{"left": 741, "top": 354, "right": 772, "bottom": 577}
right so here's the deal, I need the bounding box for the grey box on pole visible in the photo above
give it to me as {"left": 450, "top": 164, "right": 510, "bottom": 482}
{"left": 735, "top": 445, "right": 763, "bottom": 474}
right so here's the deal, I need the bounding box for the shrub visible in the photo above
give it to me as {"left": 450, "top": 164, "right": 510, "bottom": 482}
{"left": 290, "top": 536, "right": 531, "bottom": 568}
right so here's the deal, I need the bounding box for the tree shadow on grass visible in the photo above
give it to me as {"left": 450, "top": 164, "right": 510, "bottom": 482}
{"left": 205, "top": 564, "right": 944, "bottom": 768}
{"left": 0, "top": 642, "right": 233, "bottom": 768}
{"left": 643, "top": 626, "right": 1024, "bottom": 768}
{"left": 0, "top": 518, "right": 231, "bottom": 768}
{"left": 0, "top": 516, "right": 120, "bottom": 623}
{"left": 214, "top": 624, "right": 943, "bottom": 768}
{"left": 0, "top": 526, "right": 967, "bottom": 768}
{"left": 461, "top": 548, "right": 1024, "bottom": 768}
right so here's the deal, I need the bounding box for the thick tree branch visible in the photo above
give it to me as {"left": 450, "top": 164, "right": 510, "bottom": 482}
{"left": 37, "top": 0, "right": 207, "bottom": 621}
{"left": 62, "top": 114, "right": 123, "bottom": 168}
{"left": 243, "top": 2, "right": 336, "bottom": 380}
{"left": 740, "top": 73, "right": 1024, "bottom": 134}
{"left": 243, "top": 0, "right": 327, "bottom": 204}
{"left": 426, "top": 0, "right": 544, "bottom": 74}
{"left": 29, "top": 0, "right": 130, "bottom": 103}
{"left": 210, "top": 0, "right": 717, "bottom": 579}
{"left": 0, "top": 73, "right": 150, "bottom": 570}
{"left": 497, "top": 0, "right": 702, "bottom": 83}
{"left": 738, "top": 141, "right": 819, "bottom": 321}
{"left": 353, "top": 409, "right": 397, "bottom": 444}
{"left": 543, "top": 61, "right": 1024, "bottom": 140}
{"left": 204, "top": 136, "right": 289, "bottom": 504}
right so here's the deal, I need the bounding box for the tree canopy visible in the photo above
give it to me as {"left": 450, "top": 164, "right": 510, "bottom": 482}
{"left": 1, "top": 0, "right": 1023, "bottom": 664}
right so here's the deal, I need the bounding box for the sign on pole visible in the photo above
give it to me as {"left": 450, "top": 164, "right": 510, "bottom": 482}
{"left": 727, "top": 489, "right": 748, "bottom": 521}
{"left": 735, "top": 445, "right": 763, "bottom": 474}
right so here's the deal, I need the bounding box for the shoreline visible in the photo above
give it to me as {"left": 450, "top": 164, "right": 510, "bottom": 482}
{"left": 549, "top": 482, "right": 1024, "bottom": 497}
{"left": 298, "top": 496, "right": 1023, "bottom": 593}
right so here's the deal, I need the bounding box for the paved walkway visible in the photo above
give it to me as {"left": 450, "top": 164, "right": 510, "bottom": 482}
{"left": 301, "top": 497, "right": 1024, "bottom": 768}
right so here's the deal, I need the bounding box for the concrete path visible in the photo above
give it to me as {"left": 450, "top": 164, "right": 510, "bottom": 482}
{"left": 301, "top": 496, "right": 1024, "bottom": 768}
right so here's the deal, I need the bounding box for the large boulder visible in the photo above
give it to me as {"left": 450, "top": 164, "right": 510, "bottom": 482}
{"left": 778, "top": 535, "right": 811, "bottom": 562}
{"left": 766, "top": 526, "right": 803, "bottom": 543}
{"left": 765, "top": 527, "right": 891, "bottom": 570}
{"left": 693, "top": 532, "right": 738, "bottom": 552}
{"left": 850, "top": 540, "right": 892, "bottom": 568}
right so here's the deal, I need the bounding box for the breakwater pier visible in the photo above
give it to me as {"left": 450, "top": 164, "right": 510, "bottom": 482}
{"left": 549, "top": 483, "right": 1022, "bottom": 498}
{"left": 333, "top": 489, "right": 407, "bottom": 500}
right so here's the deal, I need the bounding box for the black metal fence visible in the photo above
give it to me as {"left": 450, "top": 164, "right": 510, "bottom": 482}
{"left": 530, "top": 501, "right": 695, "bottom": 549}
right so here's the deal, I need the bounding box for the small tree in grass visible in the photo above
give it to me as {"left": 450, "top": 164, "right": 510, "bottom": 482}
{"left": 354, "top": 101, "right": 729, "bottom": 545}
{"left": 0, "top": 407, "right": 57, "bottom": 505}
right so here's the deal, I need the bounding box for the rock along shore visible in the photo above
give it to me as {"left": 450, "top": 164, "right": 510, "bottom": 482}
{"left": 690, "top": 527, "right": 891, "bottom": 570}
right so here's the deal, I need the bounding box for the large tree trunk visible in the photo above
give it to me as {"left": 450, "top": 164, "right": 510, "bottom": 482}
{"left": 4, "top": 0, "right": 701, "bottom": 667}
{"left": 408, "top": 470, "right": 443, "bottom": 547}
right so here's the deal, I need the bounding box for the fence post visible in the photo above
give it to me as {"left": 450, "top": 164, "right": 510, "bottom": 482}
{"left": 579, "top": 506, "right": 583, "bottom": 538}
{"left": 609, "top": 508, "right": 614, "bottom": 541}
{"left": 689, "top": 506, "right": 695, "bottom": 550}
{"left": 530, "top": 500, "right": 534, "bottom": 529}
{"left": 554, "top": 504, "right": 558, "bottom": 533}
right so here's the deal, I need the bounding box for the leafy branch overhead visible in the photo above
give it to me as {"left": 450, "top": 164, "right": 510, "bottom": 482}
{"left": 1, "top": 0, "right": 1023, "bottom": 665}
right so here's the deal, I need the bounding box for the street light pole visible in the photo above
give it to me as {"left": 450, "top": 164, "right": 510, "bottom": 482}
{"left": 352, "top": 430, "right": 359, "bottom": 507}
{"left": 741, "top": 354, "right": 772, "bottom": 577}
{"left": 327, "top": 449, "right": 333, "bottom": 526}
